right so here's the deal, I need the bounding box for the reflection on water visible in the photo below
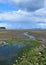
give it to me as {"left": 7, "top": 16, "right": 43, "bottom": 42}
{"left": 0, "top": 42, "right": 24, "bottom": 61}
{"left": 0, "top": 41, "right": 34, "bottom": 65}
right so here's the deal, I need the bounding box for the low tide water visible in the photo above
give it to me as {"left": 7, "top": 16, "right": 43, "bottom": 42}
{"left": 0, "top": 41, "right": 33, "bottom": 65}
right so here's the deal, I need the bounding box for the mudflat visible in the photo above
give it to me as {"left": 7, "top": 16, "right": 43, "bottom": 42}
{"left": 0, "top": 30, "right": 46, "bottom": 40}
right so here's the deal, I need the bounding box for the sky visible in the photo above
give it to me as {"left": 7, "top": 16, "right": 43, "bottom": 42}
{"left": 0, "top": 0, "right": 46, "bottom": 29}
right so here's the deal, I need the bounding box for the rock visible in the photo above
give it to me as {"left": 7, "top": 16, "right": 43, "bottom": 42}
{"left": 0, "top": 41, "right": 7, "bottom": 46}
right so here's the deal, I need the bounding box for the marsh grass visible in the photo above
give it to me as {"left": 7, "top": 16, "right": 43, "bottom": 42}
{"left": 0, "top": 40, "right": 40, "bottom": 65}
{"left": 14, "top": 45, "right": 46, "bottom": 65}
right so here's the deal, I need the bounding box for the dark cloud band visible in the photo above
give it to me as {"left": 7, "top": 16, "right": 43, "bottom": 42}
{"left": 12, "top": 0, "right": 44, "bottom": 11}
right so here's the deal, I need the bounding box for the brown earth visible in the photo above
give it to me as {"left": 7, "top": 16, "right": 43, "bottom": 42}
{"left": 0, "top": 30, "right": 46, "bottom": 41}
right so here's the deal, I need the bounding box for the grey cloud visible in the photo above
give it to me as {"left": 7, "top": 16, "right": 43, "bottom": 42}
{"left": 12, "top": 0, "right": 44, "bottom": 11}
{"left": 0, "top": 0, "right": 44, "bottom": 11}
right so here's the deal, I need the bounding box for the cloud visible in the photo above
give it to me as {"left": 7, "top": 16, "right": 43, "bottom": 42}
{"left": 0, "top": 8, "right": 46, "bottom": 29}
{"left": 34, "top": 8, "right": 46, "bottom": 17}
{"left": 0, "top": 8, "right": 46, "bottom": 23}
{"left": 0, "top": 0, "right": 44, "bottom": 11}
{"left": 38, "top": 23, "right": 46, "bottom": 29}
{"left": 0, "top": 8, "right": 46, "bottom": 22}
{"left": 0, "top": 10, "right": 34, "bottom": 21}
{"left": 12, "top": 0, "right": 44, "bottom": 11}
{"left": 0, "top": 0, "right": 46, "bottom": 29}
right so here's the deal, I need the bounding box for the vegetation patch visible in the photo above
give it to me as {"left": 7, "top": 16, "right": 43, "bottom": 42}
{"left": 0, "top": 39, "right": 40, "bottom": 65}
{"left": 13, "top": 45, "right": 46, "bottom": 65}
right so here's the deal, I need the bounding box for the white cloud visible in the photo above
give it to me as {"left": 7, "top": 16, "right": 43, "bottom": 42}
{"left": 0, "top": 10, "right": 33, "bottom": 21}
{"left": 0, "top": 8, "right": 46, "bottom": 23}
{"left": 38, "top": 23, "right": 46, "bottom": 28}
{"left": 34, "top": 8, "right": 46, "bottom": 17}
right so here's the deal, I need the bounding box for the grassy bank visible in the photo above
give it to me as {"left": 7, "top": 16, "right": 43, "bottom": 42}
{"left": 13, "top": 45, "right": 46, "bottom": 65}
{"left": 5, "top": 39, "right": 39, "bottom": 44}
{"left": 6, "top": 39, "right": 40, "bottom": 65}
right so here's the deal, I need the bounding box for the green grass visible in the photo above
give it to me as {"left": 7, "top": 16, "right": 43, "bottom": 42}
{"left": 7, "top": 39, "right": 40, "bottom": 65}
{"left": 5, "top": 39, "right": 40, "bottom": 58}
{"left": 13, "top": 45, "right": 46, "bottom": 65}
{"left": 5, "top": 39, "right": 39, "bottom": 44}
